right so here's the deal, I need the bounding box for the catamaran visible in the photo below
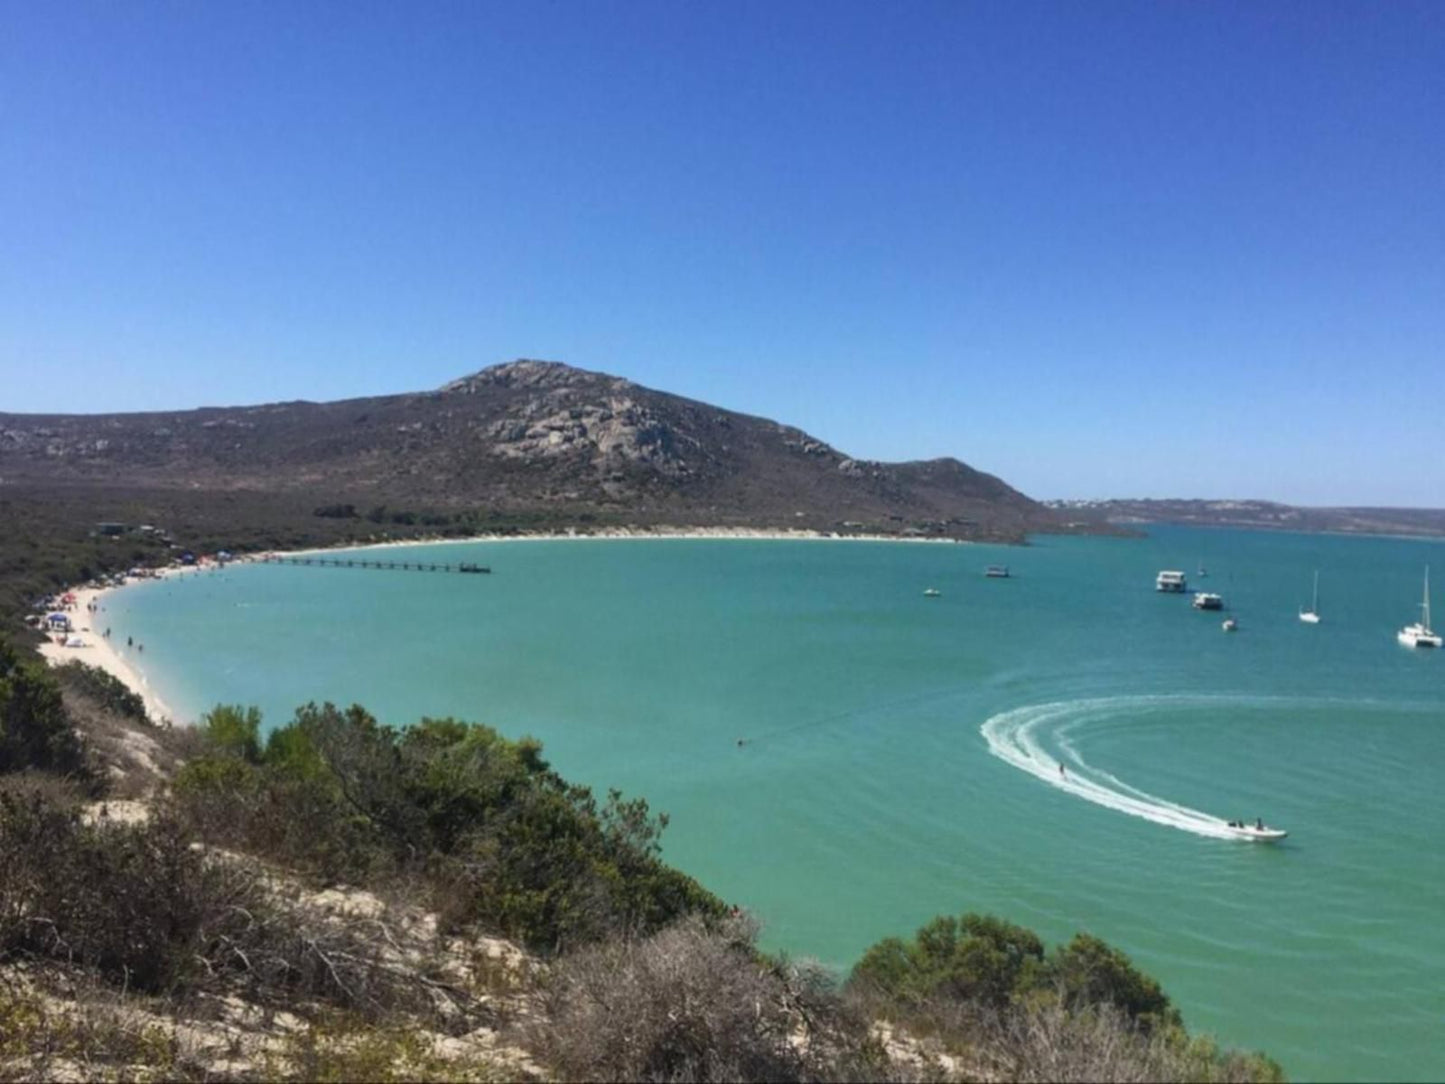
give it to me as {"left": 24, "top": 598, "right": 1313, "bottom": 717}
{"left": 1299, "top": 570, "right": 1321, "bottom": 624}
{"left": 1397, "top": 566, "right": 1442, "bottom": 648}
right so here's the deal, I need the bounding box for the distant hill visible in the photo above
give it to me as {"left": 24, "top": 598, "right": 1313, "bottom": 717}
{"left": 1, "top": 359, "right": 1073, "bottom": 542}
{"left": 1046, "top": 497, "right": 1445, "bottom": 538}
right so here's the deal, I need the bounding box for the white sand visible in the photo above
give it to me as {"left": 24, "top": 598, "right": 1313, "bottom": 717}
{"left": 284, "top": 524, "right": 973, "bottom": 557}
{"left": 36, "top": 570, "right": 185, "bottom": 724}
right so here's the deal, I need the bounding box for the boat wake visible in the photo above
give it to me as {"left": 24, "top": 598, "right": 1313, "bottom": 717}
{"left": 980, "top": 695, "right": 1255, "bottom": 840}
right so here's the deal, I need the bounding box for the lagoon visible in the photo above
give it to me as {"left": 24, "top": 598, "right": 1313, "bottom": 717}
{"left": 111, "top": 526, "right": 1445, "bottom": 1081}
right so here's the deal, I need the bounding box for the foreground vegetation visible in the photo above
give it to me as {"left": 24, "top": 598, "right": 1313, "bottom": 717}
{"left": 0, "top": 635, "right": 1284, "bottom": 1080}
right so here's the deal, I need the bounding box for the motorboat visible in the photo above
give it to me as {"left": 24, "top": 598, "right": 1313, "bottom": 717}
{"left": 1222, "top": 820, "right": 1287, "bottom": 842}
{"left": 1192, "top": 592, "right": 1224, "bottom": 611}
{"left": 985, "top": 565, "right": 1010, "bottom": 578}
{"left": 1397, "top": 566, "right": 1442, "bottom": 648}
{"left": 1222, "top": 618, "right": 1237, "bottom": 632}
{"left": 923, "top": 587, "right": 941, "bottom": 598}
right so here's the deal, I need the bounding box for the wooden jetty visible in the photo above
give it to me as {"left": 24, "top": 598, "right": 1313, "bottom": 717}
{"left": 262, "top": 556, "right": 490, "bottom": 575}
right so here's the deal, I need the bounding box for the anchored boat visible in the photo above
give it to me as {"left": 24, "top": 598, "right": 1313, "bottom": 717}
{"left": 1299, "top": 570, "right": 1321, "bottom": 624}
{"left": 1397, "top": 566, "right": 1442, "bottom": 648}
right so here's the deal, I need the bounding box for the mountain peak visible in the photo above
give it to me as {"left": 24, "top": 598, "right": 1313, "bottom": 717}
{"left": 440, "top": 359, "right": 630, "bottom": 395}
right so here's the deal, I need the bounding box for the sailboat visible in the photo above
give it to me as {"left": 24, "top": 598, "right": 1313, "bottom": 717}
{"left": 1299, "top": 571, "right": 1321, "bottom": 624}
{"left": 1397, "top": 566, "right": 1442, "bottom": 648}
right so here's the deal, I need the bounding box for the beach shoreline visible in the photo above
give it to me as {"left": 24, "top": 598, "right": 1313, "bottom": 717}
{"left": 32, "top": 525, "right": 982, "bottom": 726}
{"left": 281, "top": 524, "right": 979, "bottom": 558}
{"left": 36, "top": 567, "right": 188, "bottom": 724}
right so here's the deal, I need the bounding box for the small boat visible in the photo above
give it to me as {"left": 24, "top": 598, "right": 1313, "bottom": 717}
{"left": 1222, "top": 617, "right": 1237, "bottom": 632}
{"left": 1299, "top": 570, "right": 1321, "bottom": 624}
{"left": 923, "top": 587, "right": 941, "bottom": 597}
{"left": 1222, "top": 819, "right": 1287, "bottom": 842}
{"left": 1397, "top": 566, "right": 1442, "bottom": 648}
{"left": 1192, "top": 592, "right": 1224, "bottom": 611}
{"left": 985, "top": 565, "right": 1010, "bottom": 578}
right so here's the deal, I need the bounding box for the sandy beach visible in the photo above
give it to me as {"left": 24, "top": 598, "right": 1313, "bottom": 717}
{"left": 33, "top": 526, "right": 977, "bottom": 727}
{"left": 283, "top": 524, "right": 975, "bottom": 557}
{"left": 36, "top": 569, "right": 186, "bottom": 724}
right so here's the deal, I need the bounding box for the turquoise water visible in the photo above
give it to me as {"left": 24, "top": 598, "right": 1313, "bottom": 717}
{"left": 112, "top": 527, "right": 1445, "bottom": 1081}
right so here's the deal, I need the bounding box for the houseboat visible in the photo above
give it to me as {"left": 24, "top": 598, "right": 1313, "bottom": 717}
{"left": 1192, "top": 592, "right": 1224, "bottom": 611}
{"left": 1156, "top": 570, "right": 1188, "bottom": 593}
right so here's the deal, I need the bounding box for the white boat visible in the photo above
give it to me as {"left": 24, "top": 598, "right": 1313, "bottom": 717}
{"left": 1397, "top": 566, "right": 1442, "bottom": 648}
{"left": 923, "top": 587, "right": 941, "bottom": 598}
{"left": 1156, "top": 570, "right": 1188, "bottom": 593}
{"left": 1299, "top": 570, "right": 1321, "bottom": 624}
{"left": 1222, "top": 820, "right": 1287, "bottom": 842}
{"left": 1192, "top": 592, "right": 1224, "bottom": 611}
{"left": 1222, "top": 617, "right": 1237, "bottom": 632}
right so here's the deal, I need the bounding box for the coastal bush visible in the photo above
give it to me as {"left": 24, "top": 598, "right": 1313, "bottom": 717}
{"left": 1048, "top": 932, "right": 1179, "bottom": 1034}
{"left": 851, "top": 910, "right": 1172, "bottom": 1028}
{"left": 851, "top": 912, "right": 1045, "bottom": 1010}
{"left": 197, "top": 703, "right": 263, "bottom": 762}
{"left": 173, "top": 701, "right": 727, "bottom": 952}
{"left": 530, "top": 914, "right": 895, "bottom": 1083}
{"left": 847, "top": 912, "right": 1283, "bottom": 1082}
{"left": 966, "top": 996, "right": 1284, "bottom": 1083}
{"left": 0, "top": 980, "right": 194, "bottom": 1083}
{"left": 0, "top": 637, "right": 95, "bottom": 787}
{"left": 0, "top": 788, "right": 435, "bottom": 1017}
{"left": 54, "top": 661, "right": 149, "bottom": 725}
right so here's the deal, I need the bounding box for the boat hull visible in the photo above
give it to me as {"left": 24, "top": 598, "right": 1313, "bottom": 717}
{"left": 1398, "top": 630, "right": 1442, "bottom": 648}
{"left": 1223, "top": 825, "right": 1288, "bottom": 842}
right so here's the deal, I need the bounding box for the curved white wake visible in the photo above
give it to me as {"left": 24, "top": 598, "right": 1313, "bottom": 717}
{"left": 980, "top": 696, "right": 1247, "bottom": 840}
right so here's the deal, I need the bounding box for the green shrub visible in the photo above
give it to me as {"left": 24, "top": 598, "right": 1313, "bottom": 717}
{"left": 54, "top": 661, "right": 150, "bottom": 725}
{"left": 0, "top": 637, "right": 95, "bottom": 786}
{"left": 851, "top": 911, "right": 1044, "bottom": 1009}
{"left": 1047, "top": 932, "right": 1179, "bottom": 1034}
{"left": 174, "top": 701, "right": 727, "bottom": 952}
{"left": 197, "top": 703, "right": 263, "bottom": 762}
{"left": 847, "top": 912, "right": 1284, "bottom": 1082}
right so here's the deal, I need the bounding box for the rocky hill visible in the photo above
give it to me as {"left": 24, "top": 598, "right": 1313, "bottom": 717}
{"left": 1, "top": 359, "right": 1064, "bottom": 542}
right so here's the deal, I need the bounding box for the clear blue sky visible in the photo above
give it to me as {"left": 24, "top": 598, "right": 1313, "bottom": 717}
{"left": 4, "top": 1, "right": 1442, "bottom": 505}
